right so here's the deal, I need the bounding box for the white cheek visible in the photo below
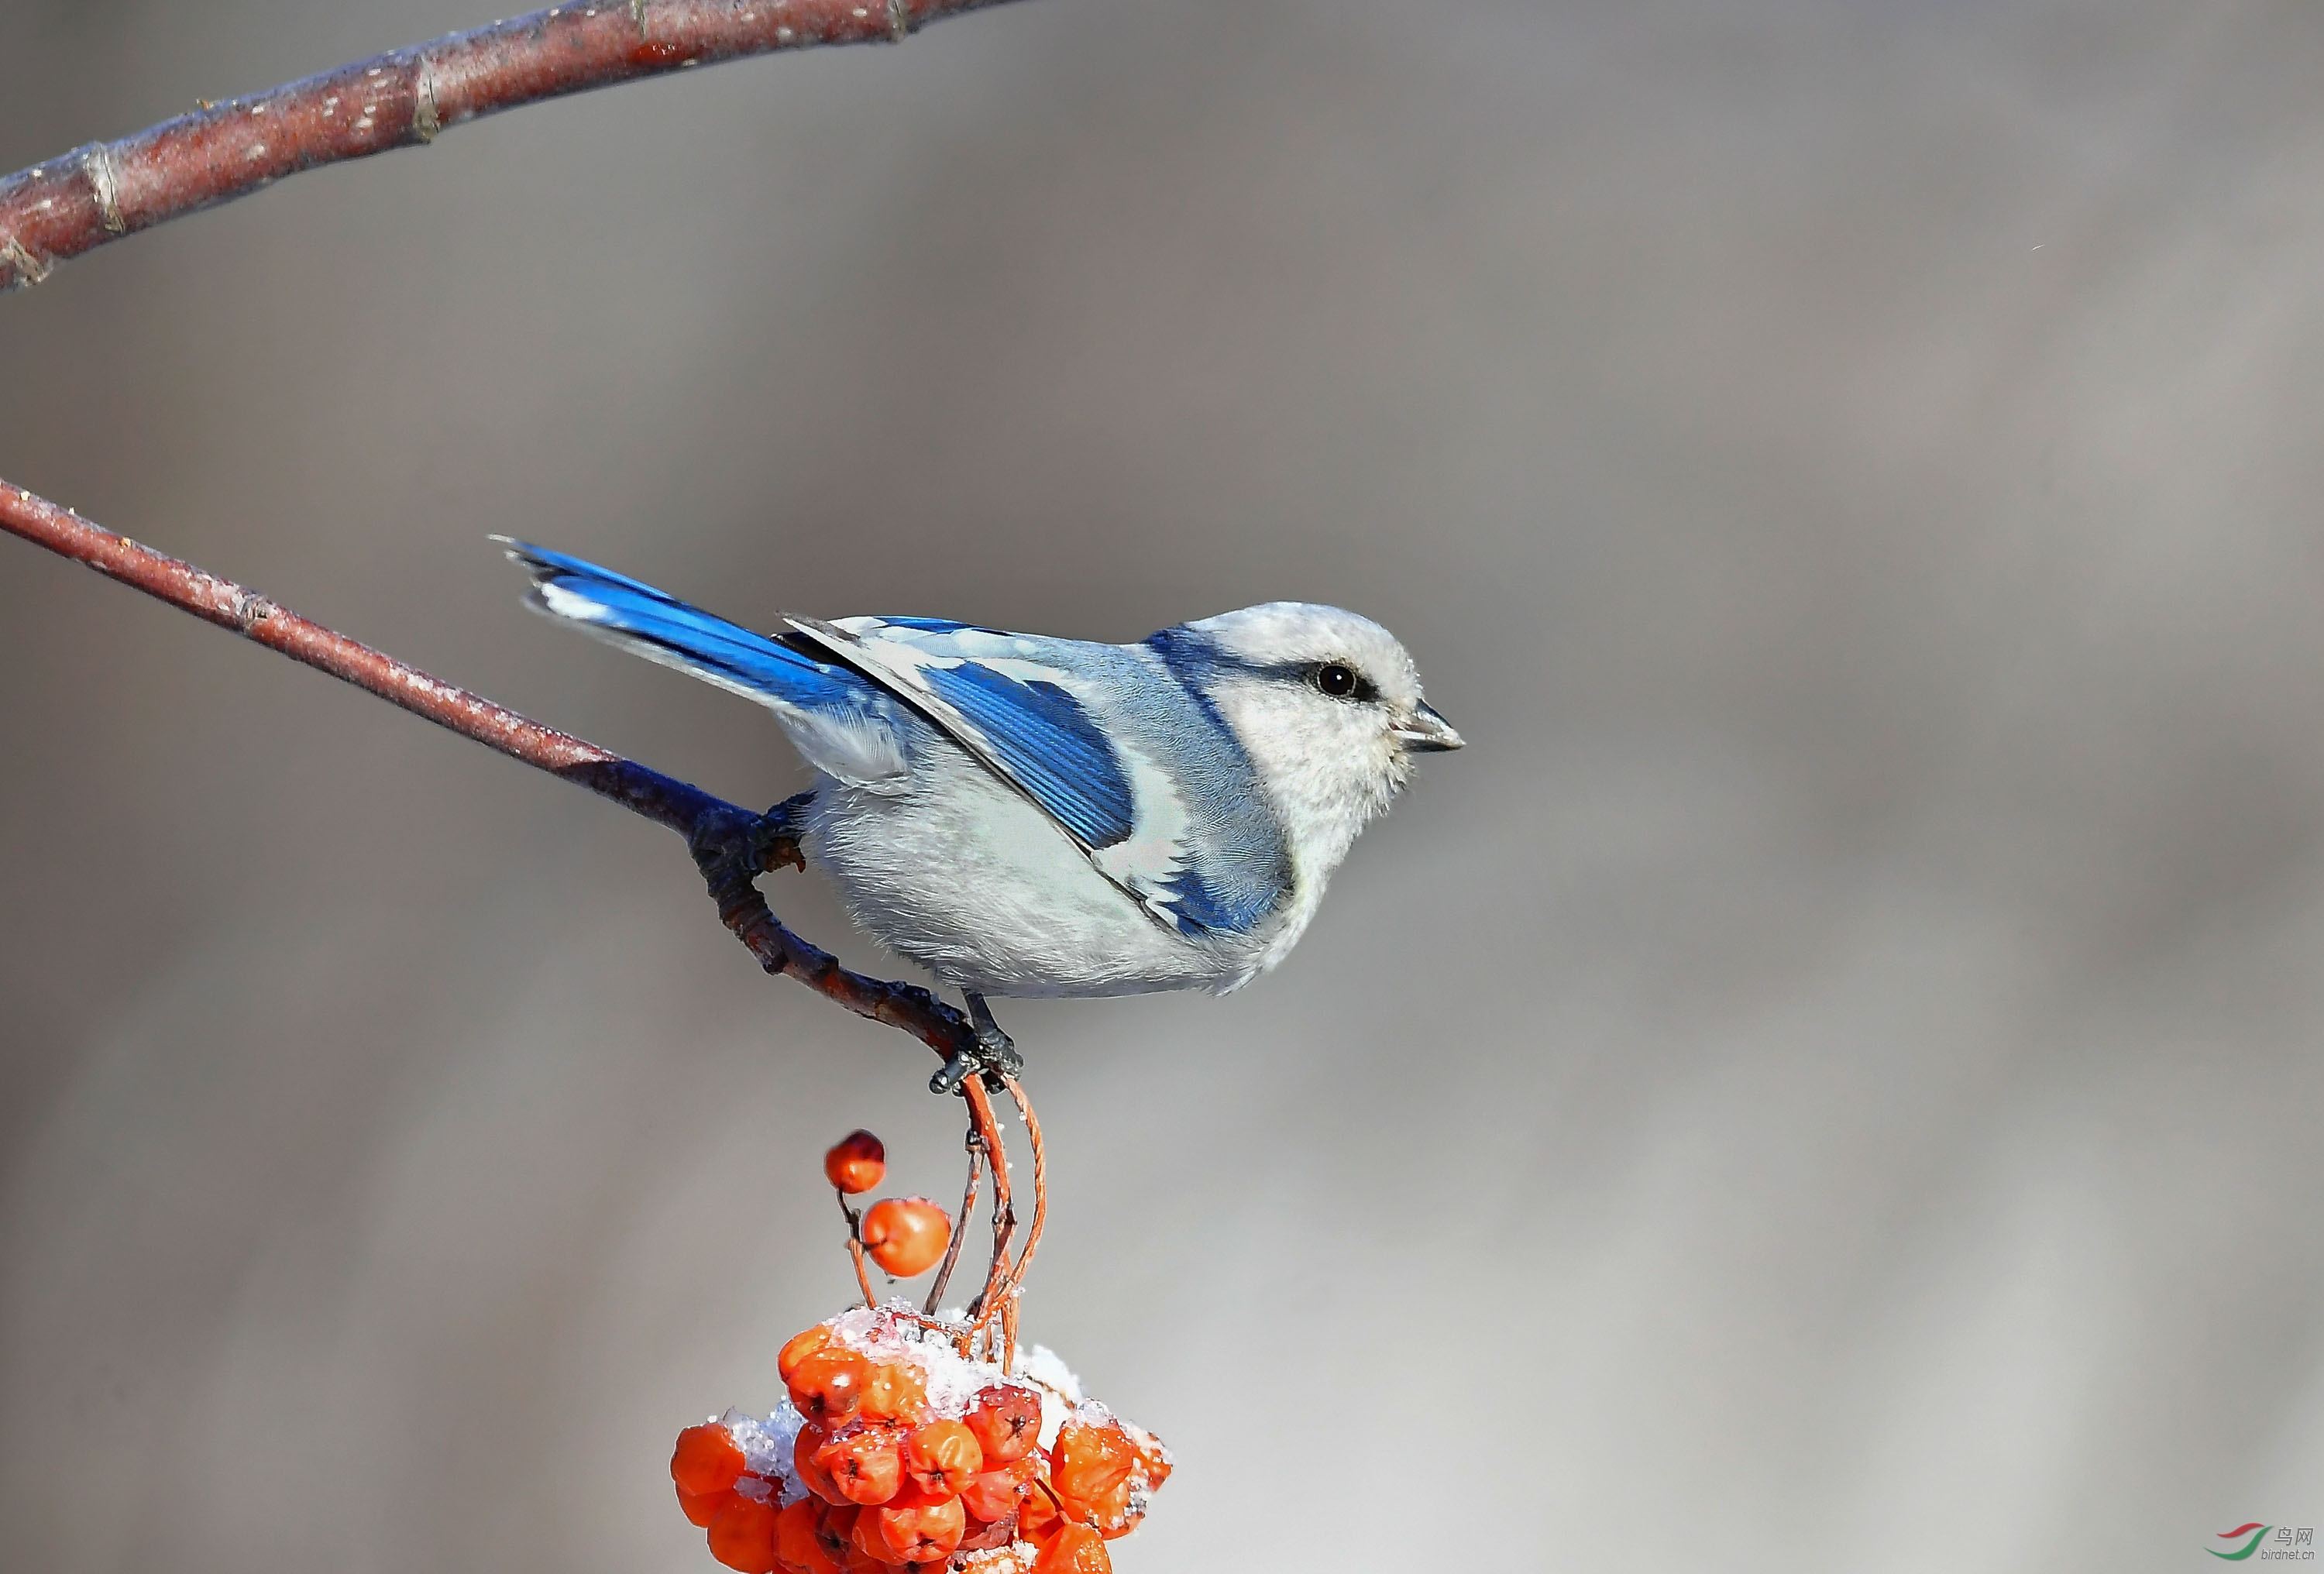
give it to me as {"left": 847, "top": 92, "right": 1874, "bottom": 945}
{"left": 1214, "top": 691, "right": 1399, "bottom": 875}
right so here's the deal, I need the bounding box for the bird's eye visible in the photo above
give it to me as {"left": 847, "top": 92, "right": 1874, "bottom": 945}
{"left": 1313, "top": 662, "right": 1360, "bottom": 699}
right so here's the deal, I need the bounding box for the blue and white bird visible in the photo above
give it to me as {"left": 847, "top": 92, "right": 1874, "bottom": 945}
{"left": 503, "top": 542, "right": 1463, "bottom": 1083}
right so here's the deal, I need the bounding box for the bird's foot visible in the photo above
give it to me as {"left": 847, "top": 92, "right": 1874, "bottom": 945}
{"left": 930, "top": 994, "right": 1025, "bottom": 1096}
{"left": 751, "top": 790, "right": 813, "bottom": 874}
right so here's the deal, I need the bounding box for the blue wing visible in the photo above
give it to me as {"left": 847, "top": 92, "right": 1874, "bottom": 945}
{"left": 781, "top": 616, "right": 1136, "bottom": 853}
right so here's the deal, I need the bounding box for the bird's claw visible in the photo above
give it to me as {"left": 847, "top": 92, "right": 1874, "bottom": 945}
{"left": 930, "top": 1019, "right": 1023, "bottom": 1097}
{"left": 751, "top": 791, "right": 813, "bottom": 873}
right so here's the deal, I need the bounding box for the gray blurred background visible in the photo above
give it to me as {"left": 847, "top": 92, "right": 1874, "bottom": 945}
{"left": 5, "top": 2, "right": 2322, "bottom": 1569}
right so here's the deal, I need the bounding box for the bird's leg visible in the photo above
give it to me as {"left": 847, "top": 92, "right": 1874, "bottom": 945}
{"left": 930, "top": 990, "right": 1025, "bottom": 1096}
{"left": 964, "top": 992, "right": 1025, "bottom": 1077}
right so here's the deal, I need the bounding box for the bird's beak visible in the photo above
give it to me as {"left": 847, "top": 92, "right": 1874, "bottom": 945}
{"left": 1394, "top": 700, "right": 1465, "bottom": 752}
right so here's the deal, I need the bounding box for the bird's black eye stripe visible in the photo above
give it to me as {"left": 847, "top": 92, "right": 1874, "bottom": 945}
{"left": 1310, "top": 662, "right": 1375, "bottom": 701}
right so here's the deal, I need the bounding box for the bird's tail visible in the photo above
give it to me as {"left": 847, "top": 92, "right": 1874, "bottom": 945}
{"left": 497, "top": 538, "right": 837, "bottom": 706}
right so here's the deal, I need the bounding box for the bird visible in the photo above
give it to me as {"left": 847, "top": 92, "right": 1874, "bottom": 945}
{"left": 500, "top": 541, "right": 1463, "bottom": 1090}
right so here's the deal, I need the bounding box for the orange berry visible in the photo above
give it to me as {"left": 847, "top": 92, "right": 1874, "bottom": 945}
{"left": 778, "top": 1324, "right": 835, "bottom": 1384}
{"left": 1084, "top": 1479, "right": 1142, "bottom": 1541}
{"left": 902, "top": 1419, "right": 982, "bottom": 1498}
{"left": 858, "top": 1361, "right": 928, "bottom": 1425}
{"left": 848, "top": 1503, "right": 905, "bottom": 1568}
{"left": 824, "top": 1131, "right": 887, "bottom": 1194}
{"left": 1016, "top": 1474, "right": 1061, "bottom": 1545}
{"left": 674, "top": 1421, "right": 749, "bottom": 1497}
{"left": 793, "top": 1423, "right": 844, "bottom": 1505}
{"left": 964, "top": 1386, "right": 1042, "bottom": 1465}
{"left": 958, "top": 1455, "right": 1039, "bottom": 1524}
{"left": 707, "top": 1494, "right": 782, "bottom": 1574}
{"left": 1122, "top": 1421, "right": 1171, "bottom": 1490}
{"left": 874, "top": 1489, "right": 968, "bottom": 1564}
{"left": 679, "top": 1482, "right": 739, "bottom": 1528}
{"left": 817, "top": 1506, "right": 860, "bottom": 1564}
{"left": 815, "top": 1425, "right": 904, "bottom": 1506}
{"left": 1048, "top": 1418, "right": 1134, "bottom": 1515}
{"left": 775, "top": 1499, "right": 844, "bottom": 1574}
{"left": 788, "top": 1347, "right": 870, "bottom": 1428}
{"left": 859, "top": 1198, "right": 951, "bottom": 1278}
{"left": 1030, "top": 1524, "right": 1112, "bottom": 1573}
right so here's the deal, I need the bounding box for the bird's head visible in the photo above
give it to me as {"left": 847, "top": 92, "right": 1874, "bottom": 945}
{"left": 1153, "top": 602, "right": 1462, "bottom": 878}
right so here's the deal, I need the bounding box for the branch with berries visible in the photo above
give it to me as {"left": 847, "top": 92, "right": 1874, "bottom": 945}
{"left": 0, "top": 435, "right": 1151, "bottom": 1574}
{"left": 669, "top": 1113, "right": 1165, "bottom": 1572}
{"left": 2, "top": 5, "right": 1170, "bottom": 1567}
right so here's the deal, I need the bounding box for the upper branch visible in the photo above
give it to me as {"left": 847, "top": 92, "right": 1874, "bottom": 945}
{"left": 0, "top": 0, "right": 1019, "bottom": 291}
{"left": 0, "top": 476, "right": 975, "bottom": 1064}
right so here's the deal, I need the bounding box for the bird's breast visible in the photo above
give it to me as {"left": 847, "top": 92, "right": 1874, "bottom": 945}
{"left": 800, "top": 752, "right": 1256, "bottom": 998}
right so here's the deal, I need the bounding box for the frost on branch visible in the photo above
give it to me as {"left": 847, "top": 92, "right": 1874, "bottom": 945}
{"left": 666, "top": 1091, "right": 1170, "bottom": 1572}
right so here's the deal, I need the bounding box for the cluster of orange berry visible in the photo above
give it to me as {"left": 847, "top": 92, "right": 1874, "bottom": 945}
{"left": 666, "top": 1134, "right": 1169, "bottom": 1572}
{"left": 672, "top": 1308, "right": 1170, "bottom": 1572}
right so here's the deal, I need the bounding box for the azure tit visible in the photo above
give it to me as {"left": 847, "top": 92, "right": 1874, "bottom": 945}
{"left": 503, "top": 543, "right": 1463, "bottom": 1091}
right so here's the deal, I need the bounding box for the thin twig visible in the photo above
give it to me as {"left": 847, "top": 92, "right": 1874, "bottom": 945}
{"left": 1002, "top": 1280, "right": 1019, "bottom": 1373}
{"left": 0, "top": 477, "right": 978, "bottom": 1065}
{"left": 834, "top": 1190, "right": 878, "bottom": 1310}
{"left": 923, "top": 1121, "right": 984, "bottom": 1316}
{"left": 0, "top": 0, "right": 1026, "bottom": 293}
{"left": 995, "top": 1074, "right": 1047, "bottom": 1304}
{"left": 962, "top": 1077, "right": 1017, "bottom": 1361}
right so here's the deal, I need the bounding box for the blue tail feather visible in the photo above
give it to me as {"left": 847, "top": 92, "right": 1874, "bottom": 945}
{"left": 498, "top": 538, "right": 851, "bottom": 706}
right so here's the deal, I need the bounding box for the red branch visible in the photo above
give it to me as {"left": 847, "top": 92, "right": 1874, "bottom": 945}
{"left": 0, "top": 0, "right": 1019, "bottom": 291}
{"left": 0, "top": 476, "right": 975, "bottom": 1064}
